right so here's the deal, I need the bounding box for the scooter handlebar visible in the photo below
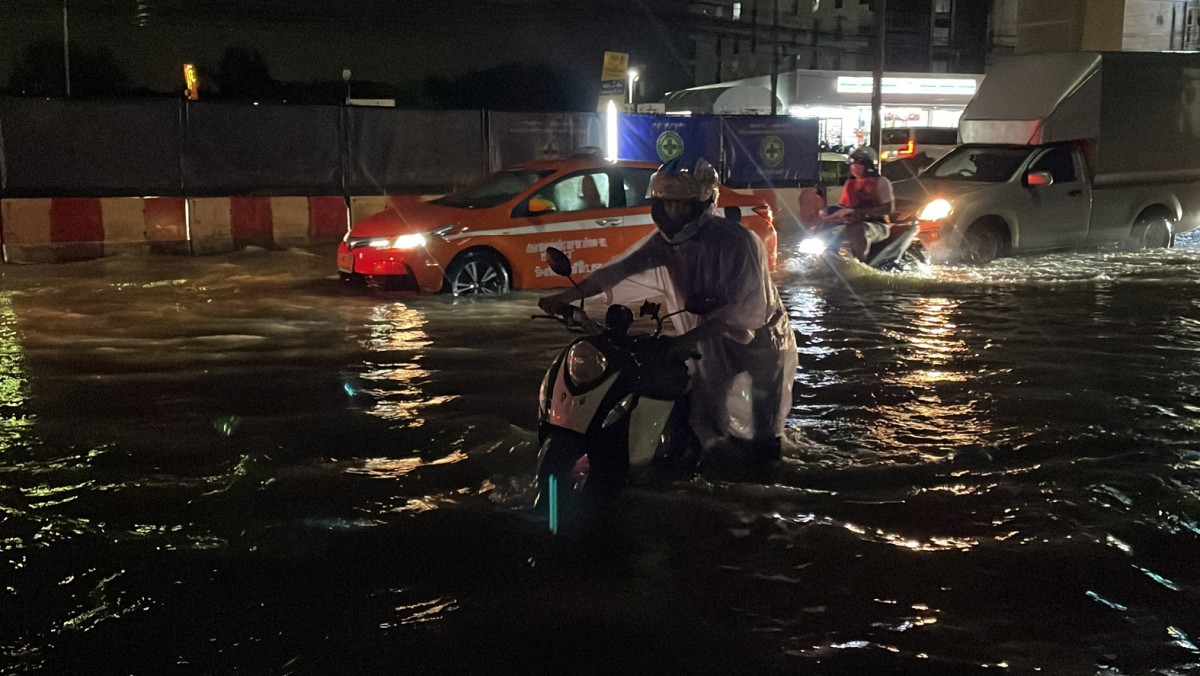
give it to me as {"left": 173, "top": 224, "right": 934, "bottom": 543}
{"left": 530, "top": 305, "right": 599, "bottom": 333}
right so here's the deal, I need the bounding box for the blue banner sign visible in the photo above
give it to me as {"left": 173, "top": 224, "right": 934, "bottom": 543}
{"left": 618, "top": 114, "right": 722, "bottom": 171}
{"left": 720, "top": 116, "right": 819, "bottom": 188}
{"left": 618, "top": 114, "right": 818, "bottom": 188}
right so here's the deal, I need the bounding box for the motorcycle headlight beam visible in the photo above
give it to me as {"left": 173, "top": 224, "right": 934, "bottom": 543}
{"left": 798, "top": 237, "right": 829, "bottom": 255}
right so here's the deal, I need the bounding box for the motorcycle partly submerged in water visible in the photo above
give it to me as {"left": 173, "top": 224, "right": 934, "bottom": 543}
{"left": 531, "top": 247, "right": 713, "bottom": 534}
{"left": 796, "top": 215, "right": 929, "bottom": 272}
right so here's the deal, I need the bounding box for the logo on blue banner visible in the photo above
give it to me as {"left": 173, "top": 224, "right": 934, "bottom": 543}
{"left": 656, "top": 131, "right": 685, "bottom": 162}
{"left": 760, "top": 135, "right": 785, "bottom": 168}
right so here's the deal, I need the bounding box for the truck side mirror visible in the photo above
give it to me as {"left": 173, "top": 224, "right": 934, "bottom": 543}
{"left": 1026, "top": 171, "right": 1054, "bottom": 188}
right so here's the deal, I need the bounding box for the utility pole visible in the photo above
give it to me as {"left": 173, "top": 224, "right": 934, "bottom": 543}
{"left": 870, "top": 0, "right": 886, "bottom": 152}
{"left": 62, "top": 0, "right": 71, "bottom": 97}
{"left": 770, "top": 0, "right": 780, "bottom": 115}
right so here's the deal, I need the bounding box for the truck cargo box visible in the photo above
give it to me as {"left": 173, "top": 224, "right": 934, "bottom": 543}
{"left": 959, "top": 51, "right": 1200, "bottom": 181}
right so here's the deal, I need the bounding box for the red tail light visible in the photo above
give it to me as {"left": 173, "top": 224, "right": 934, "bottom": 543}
{"left": 898, "top": 139, "right": 916, "bottom": 157}
{"left": 752, "top": 204, "right": 774, "bottom": 224}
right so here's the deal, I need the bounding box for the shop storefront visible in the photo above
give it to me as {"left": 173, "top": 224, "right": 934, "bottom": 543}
{"left": 663, "top": 69, "right": 983, "bottom": 148}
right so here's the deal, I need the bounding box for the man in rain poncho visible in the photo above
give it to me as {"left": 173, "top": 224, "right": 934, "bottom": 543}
{"left": 538, "top": 159, "right": 797, "bottom": 464}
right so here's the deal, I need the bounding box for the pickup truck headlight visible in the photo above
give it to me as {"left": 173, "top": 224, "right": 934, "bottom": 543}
{"left": 917, "top": 199, "right": 953, "bottom": 222}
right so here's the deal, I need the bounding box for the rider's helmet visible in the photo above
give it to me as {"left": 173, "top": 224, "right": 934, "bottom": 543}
{"left": 848, "top": 146, "right": 879, "bottom": 170}
{"left": 647, "top": 158, "right": 719, "bottom": 204}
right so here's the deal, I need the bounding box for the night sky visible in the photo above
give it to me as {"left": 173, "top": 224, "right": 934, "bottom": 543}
{"left": 0, "top": 0, "right": 700, "bottom": 107}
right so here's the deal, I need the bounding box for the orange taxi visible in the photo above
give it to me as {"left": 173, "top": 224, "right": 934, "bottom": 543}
{"left": 337, "top": 156, "right": 777, "bottom": 295}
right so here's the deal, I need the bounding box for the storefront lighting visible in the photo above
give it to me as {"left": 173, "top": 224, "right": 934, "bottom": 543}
{"left": 836, "top": 77, "right": 978, "bottom": 96}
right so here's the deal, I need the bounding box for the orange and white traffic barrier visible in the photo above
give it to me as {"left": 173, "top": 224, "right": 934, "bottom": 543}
{"left": 188, "top": 196, "right": 349, "bottom": 254}
{"left": 1, "top": 196, "right": 348, "bottom": 263}
{"left": 0, "top": 197, "right": 188, "bottom": 263}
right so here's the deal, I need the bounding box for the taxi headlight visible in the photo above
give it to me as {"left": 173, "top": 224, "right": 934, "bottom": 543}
{"left": 565, "top": 341, "right": 607, "bottom": 388}
{"left": 917, "top": 199, "right": 953, "bottom": 222}
{"left": 392, "top": 233, "right": 427, "bottom": 249}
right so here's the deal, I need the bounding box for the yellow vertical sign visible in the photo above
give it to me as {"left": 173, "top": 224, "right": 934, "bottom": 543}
{"left": 598, "top": 51, "right": 628, "bottom": 113}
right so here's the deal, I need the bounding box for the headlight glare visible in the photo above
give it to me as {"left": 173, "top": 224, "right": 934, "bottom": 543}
{"left": 917, "top": 199, "right": 953, "bottom": 222}
{"left": 565, "top": 341, "right": 607, "bottom": 388}
{"left": 392, "top": 233, "right": 427, "bottom": 249}
{"left": 798, "top": 237, "right": 828, "bottom": 255}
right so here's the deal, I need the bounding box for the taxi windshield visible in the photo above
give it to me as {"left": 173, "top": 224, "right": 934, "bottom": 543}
{"left": 432, "top": 169, "right": 553, "bottom": 208}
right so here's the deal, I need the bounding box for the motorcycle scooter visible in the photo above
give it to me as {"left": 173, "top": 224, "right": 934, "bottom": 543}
{"left": 532, "top": 247, "right": 711, "bottom": 534}
{"left": 797, "top": 212, "right": 929, "bottom": 272}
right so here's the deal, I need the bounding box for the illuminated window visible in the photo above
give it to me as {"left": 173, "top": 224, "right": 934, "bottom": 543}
{"left": 733, "top": 2, "right": 742, "bottom": 20}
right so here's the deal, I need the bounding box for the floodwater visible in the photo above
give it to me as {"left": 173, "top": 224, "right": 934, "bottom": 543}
{"left": 2, "top": 236, "right": 1200, "bottom": 675}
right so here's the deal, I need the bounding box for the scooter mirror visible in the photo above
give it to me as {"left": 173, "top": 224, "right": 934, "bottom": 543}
{"left": 685, "top": 296, "right": 722, "bottom": 315}
{"left": 546, "top": 247, "right": 573, "bottom": 277}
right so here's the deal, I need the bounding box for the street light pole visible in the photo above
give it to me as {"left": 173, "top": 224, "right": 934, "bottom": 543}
{"left": 62, "top": 0, "right": 71, "bottom": 97}
{"left": 870, "top": 0, "right": 886, "bottom": 152}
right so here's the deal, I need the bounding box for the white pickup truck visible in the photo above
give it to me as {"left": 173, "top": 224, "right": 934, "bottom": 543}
{"left": 894, "top": 51, "right": 1200, "bottom": 263}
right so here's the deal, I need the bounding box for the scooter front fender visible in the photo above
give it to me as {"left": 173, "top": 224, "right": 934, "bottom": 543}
{"left": 628, "top": 397, "right": 675, "bottom": 466}
{"left": 545, "top": 369, "right": 619, "bottom": 435}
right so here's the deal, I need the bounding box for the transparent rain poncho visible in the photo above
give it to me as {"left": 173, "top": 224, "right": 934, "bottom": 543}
{"left": 587, "top": 212, "right": 797, "bottom": 449}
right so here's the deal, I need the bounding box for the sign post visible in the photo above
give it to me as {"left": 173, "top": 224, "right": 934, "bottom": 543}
{"left": 598, "top": 51, "right": 629, "bottom": 113}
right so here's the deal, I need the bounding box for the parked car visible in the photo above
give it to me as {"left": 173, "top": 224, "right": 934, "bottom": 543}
{"left": 337, "top": 155, "right": 777, "bottom": 294}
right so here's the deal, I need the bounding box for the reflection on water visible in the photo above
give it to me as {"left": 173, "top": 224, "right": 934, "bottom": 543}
{"left": 0, "top": 293, "right": 31, "bottom": 454}
{"left": 2, "top": 244, "right": 1200, "bottom": 674}
{"left": 360, "top": 302, "right": 456, "bottom": 425}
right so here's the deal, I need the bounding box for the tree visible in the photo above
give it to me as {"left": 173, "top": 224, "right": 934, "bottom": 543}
{"left": 7, "top": 38, "right": 127, "bottom": 97}
{"left": 216, "top": 46, "right": 275, "bottom": 99}
{"left": 425, "top": 62, "right": 593, "bottom": 112}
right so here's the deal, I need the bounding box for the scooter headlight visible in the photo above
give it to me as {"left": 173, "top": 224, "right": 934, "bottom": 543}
{"left": 565, "top": 341, "right": 607, "bottom": 388}
{"left": 917, "top": 198, "right": 953, "bottom": 222}
{"left": 798, "top": 237, "right": 828, "bottom": 255}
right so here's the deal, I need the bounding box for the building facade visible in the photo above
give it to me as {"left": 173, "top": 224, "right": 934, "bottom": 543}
{"left": 989, "top": 0, "right": 1200, "bottom": 57}
{"left": 687, "top": 0, "right": 992, "bottom": 88}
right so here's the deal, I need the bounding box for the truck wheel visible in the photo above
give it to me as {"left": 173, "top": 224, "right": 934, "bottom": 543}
{"left": 444, "top": 250, "right": 511, "bottom": 296}
{"left": 1130, "top": 213, "right": 1175, "bottom": 250}
{"left": 961, "top": 223, "right": 1007, "bottom": 265}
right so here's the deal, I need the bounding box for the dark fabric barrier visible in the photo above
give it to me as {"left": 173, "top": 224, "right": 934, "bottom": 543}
{"left": 348, "top": 108, "right": 485, "bottom": 194}
{"left": 488, "top": 112, "right": 604, "bottom": 171}
{"left": 182, "top": 101, "right": 341, "bottom": 196}
{"left": 0, "top": 98, "right": 182, "bottom": 197}
{"left": 720, "top": 116, "right": 820, "bottom": 188}
{"left": 617, "top": 113, "right": 723, "bottom": 170}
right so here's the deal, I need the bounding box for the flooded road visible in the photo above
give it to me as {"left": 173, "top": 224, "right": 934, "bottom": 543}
{"left": 3, "top": 238, "right": 1200, "bottom": 675}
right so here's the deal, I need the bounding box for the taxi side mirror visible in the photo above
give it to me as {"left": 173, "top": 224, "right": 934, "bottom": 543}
{"left": 528, "top": 197, "right": 557, "bottom": 214}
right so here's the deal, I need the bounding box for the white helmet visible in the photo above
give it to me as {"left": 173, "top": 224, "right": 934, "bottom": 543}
{"left": 647, "top": 158, "right": 719, "bottom": 203}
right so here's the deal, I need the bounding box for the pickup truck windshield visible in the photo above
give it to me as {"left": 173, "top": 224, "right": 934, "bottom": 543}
{"left": 925, "top": 146, "right": 1031, "bottom": 183}
{"left": 432, "top": 169, "right": 554, "bottom": 208}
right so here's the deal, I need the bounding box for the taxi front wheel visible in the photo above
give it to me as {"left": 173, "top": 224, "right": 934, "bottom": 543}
{"left": 444, "top": 250, "right": 512, "bottom": 296}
